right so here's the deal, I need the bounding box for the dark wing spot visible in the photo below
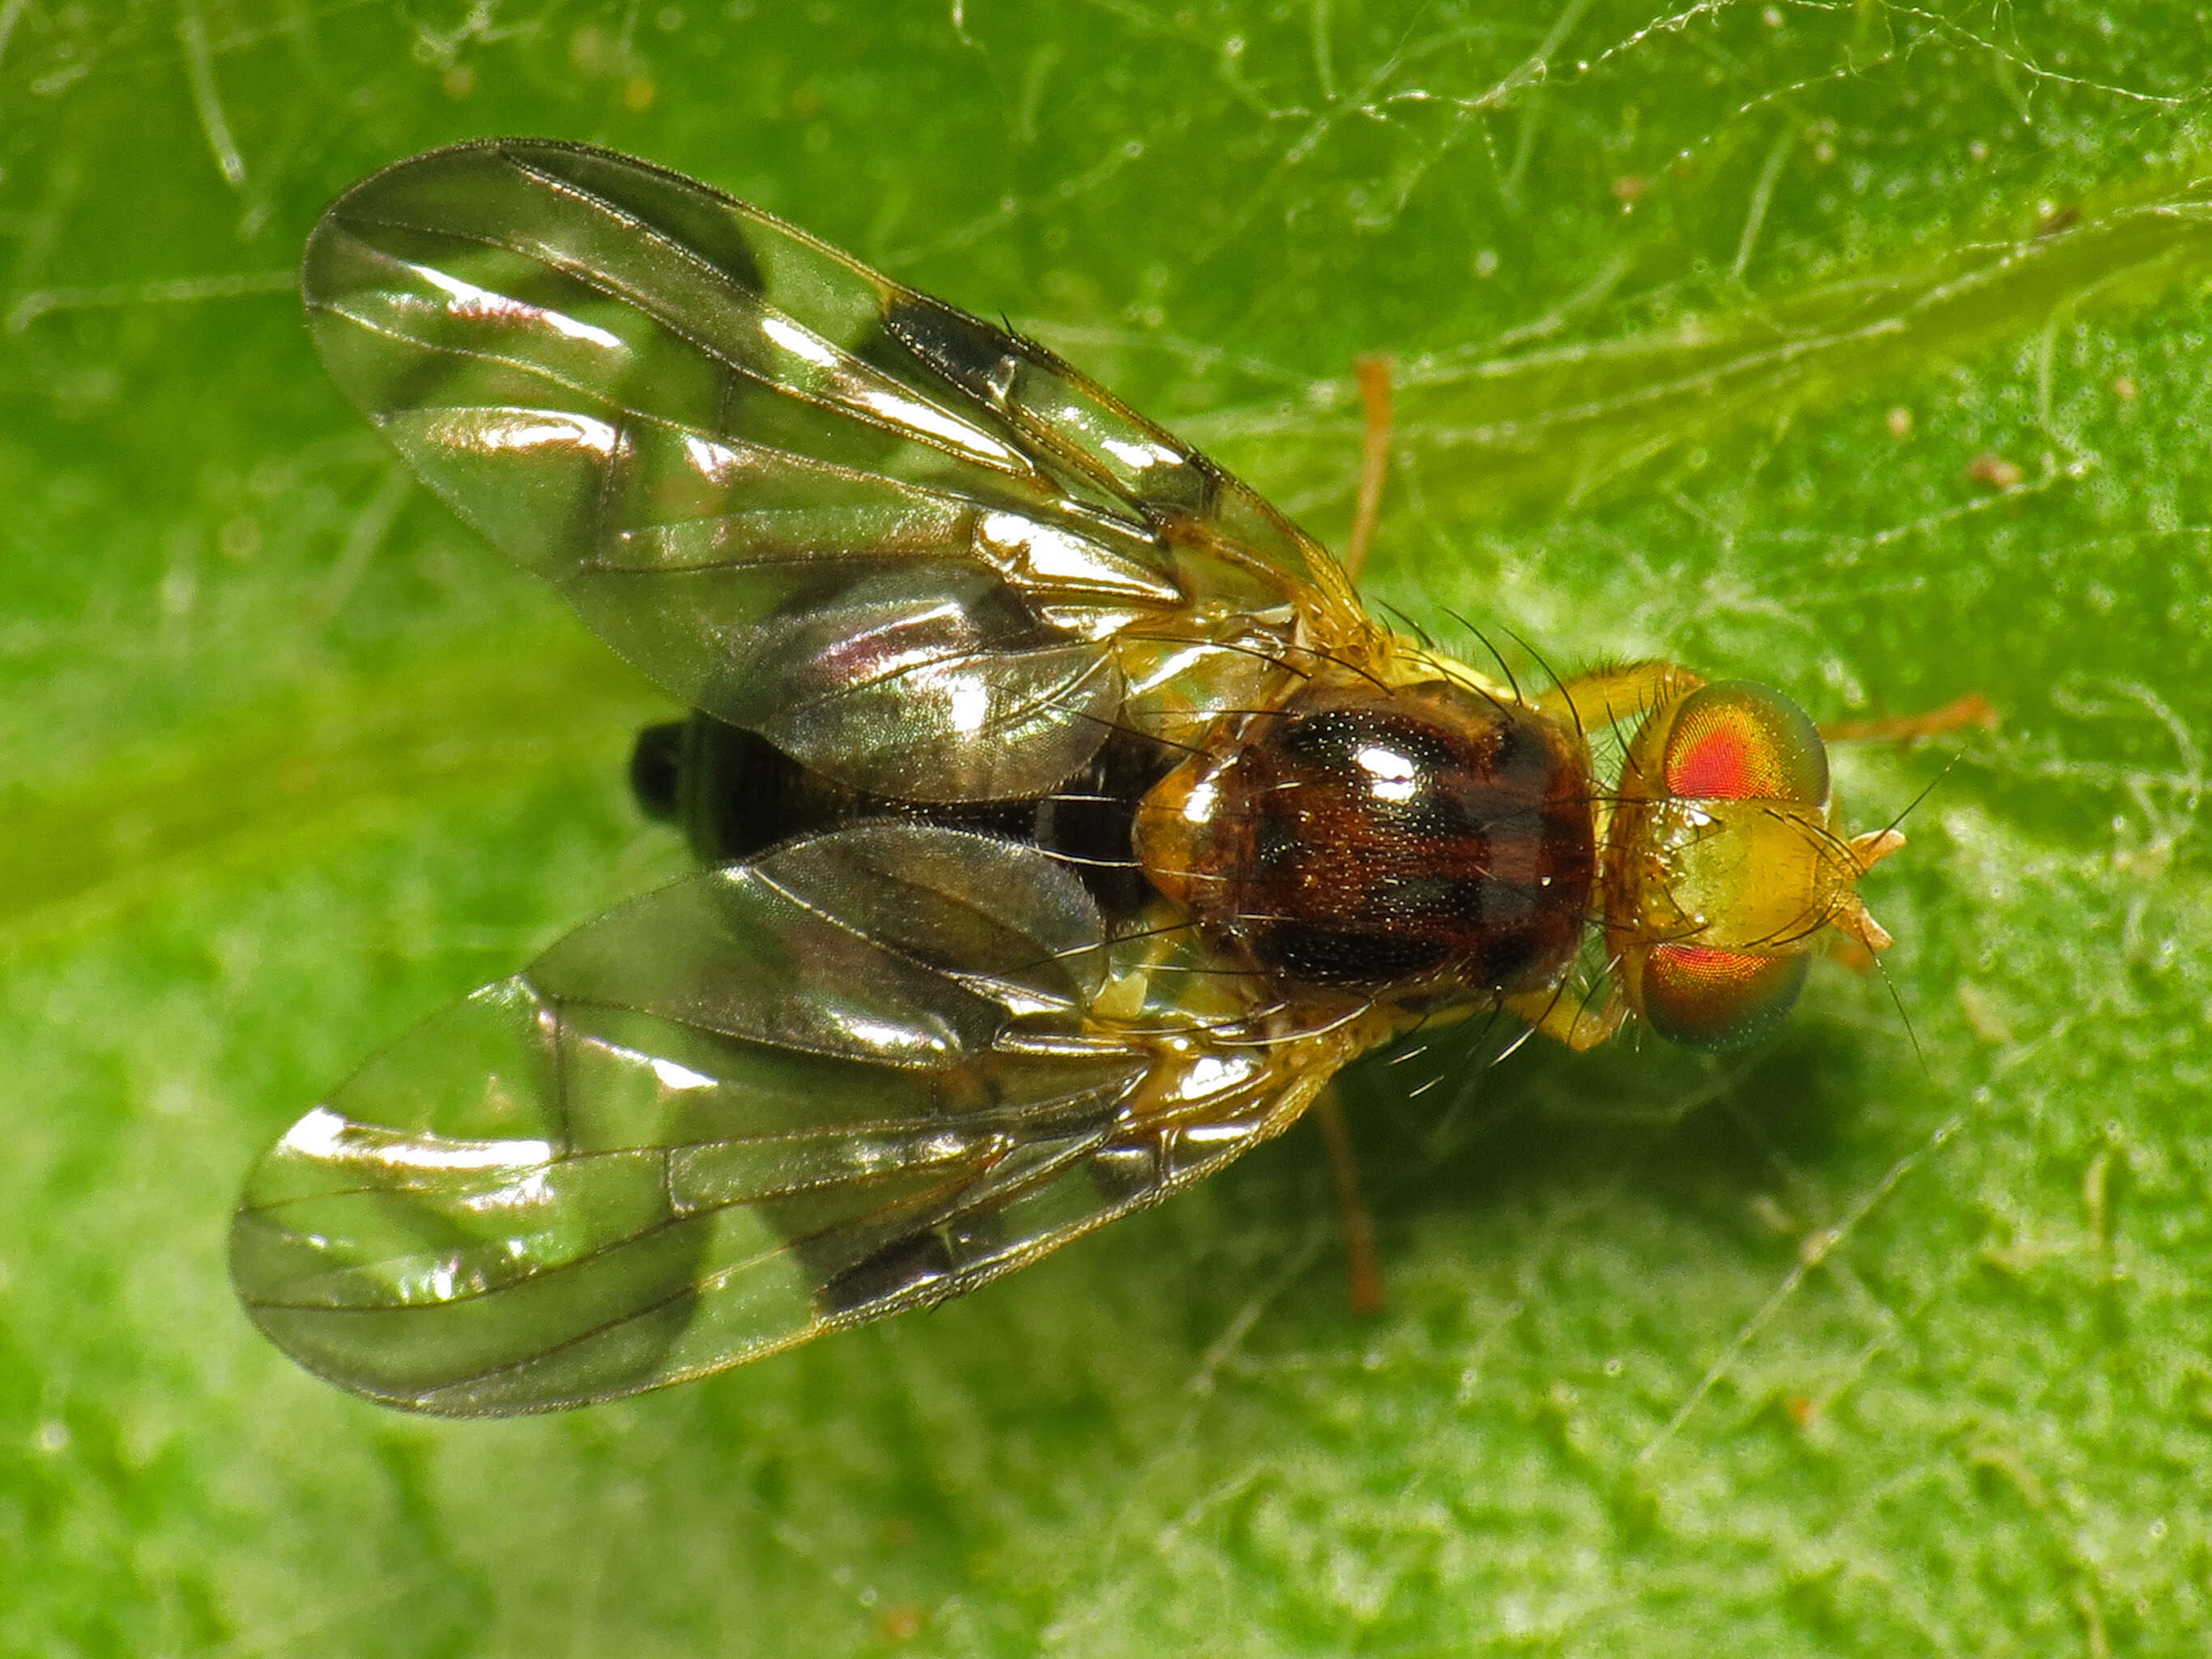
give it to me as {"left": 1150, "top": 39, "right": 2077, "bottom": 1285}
{"left": 881, "top": 295, "right": 1021, "bottom": 405}
{"left": 816, "top": 1229, "right": 957, "bottom": 1320}
{"left": 629, "top": 721, "right": 684, "bottom": 823}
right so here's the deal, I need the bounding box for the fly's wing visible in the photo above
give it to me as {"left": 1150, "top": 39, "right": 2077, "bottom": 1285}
{"left": 231, "top": 825, "right": 1353, "bottom": 1415}
{"left": 305, "top": 139, "right": 1366, "bottom": 803}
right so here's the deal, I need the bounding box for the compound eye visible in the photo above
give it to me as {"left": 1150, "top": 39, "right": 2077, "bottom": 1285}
{"left": 1662, "top": 681, "right": 1828, "bottom": 804}
{"left": 1641, "top": 944, "right": 1809, "bottom": 1051}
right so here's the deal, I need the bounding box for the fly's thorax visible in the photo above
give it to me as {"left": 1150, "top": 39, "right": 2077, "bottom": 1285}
{"left": 1605, "top": 680, "right": 1903, "bottom": 1050}
{"left": 1132, "top": 677, "right": 1596, "bottom": 996}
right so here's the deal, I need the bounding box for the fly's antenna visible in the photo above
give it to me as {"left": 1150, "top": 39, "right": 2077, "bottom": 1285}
{"left": 1878, "top": 747, "right": 1969, "bottom": 842}
{"left": 1873, "top": 951, "right": 1929, "bottom": 1077}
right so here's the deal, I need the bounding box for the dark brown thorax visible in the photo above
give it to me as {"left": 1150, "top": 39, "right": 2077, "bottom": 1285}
{"left": 1133, "top": 679, "right": 1596, "bottom": 994}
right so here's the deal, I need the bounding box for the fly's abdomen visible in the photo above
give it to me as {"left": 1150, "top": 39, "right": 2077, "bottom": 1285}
{"left": 1133, "top": 681, "right": 1596, "bottom": 993}
{"left": 632, "top": 714, "right": 1174, "bottom": 919}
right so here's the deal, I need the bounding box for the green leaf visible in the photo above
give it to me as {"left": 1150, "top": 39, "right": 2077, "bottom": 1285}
{"left": 4, "top": 2, "right": 2207, "bottom": 1653}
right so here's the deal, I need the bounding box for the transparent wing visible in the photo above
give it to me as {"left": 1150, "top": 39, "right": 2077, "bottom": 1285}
{"left": 305, "top": 139, "right": 1365, "bottom": 802}
{"left": 231, "top": 825, "right": 1352, "bottom": 1415}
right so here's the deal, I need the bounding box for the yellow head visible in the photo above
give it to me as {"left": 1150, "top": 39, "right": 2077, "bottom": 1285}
{"left": 1607, "top": 681, "right": 1903, "bottom": 1049}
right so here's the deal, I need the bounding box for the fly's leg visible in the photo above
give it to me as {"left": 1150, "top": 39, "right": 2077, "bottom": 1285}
{"left": 1502, "top": 983, "right": 1629, "bottom": 1052}
{"left": 1821, "top": 692, "right": 1999, "bottom": 744}
{"left": 1089, "top": 901, "right": 1219, "bottom": 1027}
{"left": 1341, "top": 355, "right": 1394, "bottom": 584}
{"left": 1311, "top": 1088, "right": 1384, "bottom": 1315}
{"left": 1535, "top": 661, "right": 1706, "bottom": 733}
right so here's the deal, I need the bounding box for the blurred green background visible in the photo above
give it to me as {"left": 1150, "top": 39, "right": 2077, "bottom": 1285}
{"left": 4, "top": 2, "right": 2210, "bottom": 1653}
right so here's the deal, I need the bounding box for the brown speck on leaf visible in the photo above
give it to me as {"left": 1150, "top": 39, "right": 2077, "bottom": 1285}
{"left": 2036, "top": 205, "right": 2082, "bottom": 238}
{"left": 1886, "top": 407, "right": 1912, "bottom": 439}
{"left": 1785, "top": 1395, "right": 1818, "bottom": 1429}
{"left": 1967, "top": 451, "right": 2022, "bottom": 489}
{"left": 623, "top": 75, "right": 657, "bottom": 110}
{"left": 1612, "top": 174, "right": 1647, "bottom": 206}
{"left": 876, "top": 1605, "right": 925, "bottom": 1643}
{"left": 2113, "top": 376, "right": 2137, "bottom": 401}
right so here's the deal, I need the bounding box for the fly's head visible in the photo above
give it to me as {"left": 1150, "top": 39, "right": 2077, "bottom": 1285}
{"left": 1606, "top": 680, "right": 1904, "bottom": 1050}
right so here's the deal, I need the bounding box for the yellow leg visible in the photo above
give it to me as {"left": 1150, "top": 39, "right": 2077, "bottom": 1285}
{"left": 1311, "top": 1088, "right": 1385, "bottom": 1316}
{"left": 1820, "top": 692, "right": 1998, "bottom": 744}
{"left": 1536, "top": 660, "right": 1706, "bottom": 733}
{"left": 1502, "top": 983, "right": 1629, "bottom": 1053}
{"left": 1340, "top": 354, "right": 1394, "bottom": 584}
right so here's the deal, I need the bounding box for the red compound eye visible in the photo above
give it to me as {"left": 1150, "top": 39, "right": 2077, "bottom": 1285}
{"left": 1640, "top": 943, "right": 1809, "bottom": 1051}
{"left": 1662, "top": 681, "right": 1828, "bottom": 804}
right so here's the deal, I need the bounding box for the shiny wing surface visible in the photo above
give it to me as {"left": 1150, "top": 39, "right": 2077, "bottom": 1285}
{"left": 231, "top": 825, "right": 1349, "bottom": 1415}
{"left": 305, "top": 139, "right": 1363, "bottom": 801}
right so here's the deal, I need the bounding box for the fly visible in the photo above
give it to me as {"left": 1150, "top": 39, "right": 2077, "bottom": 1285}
{"left": 230, "top": 140, "right": 1983, "bottom": 1414}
